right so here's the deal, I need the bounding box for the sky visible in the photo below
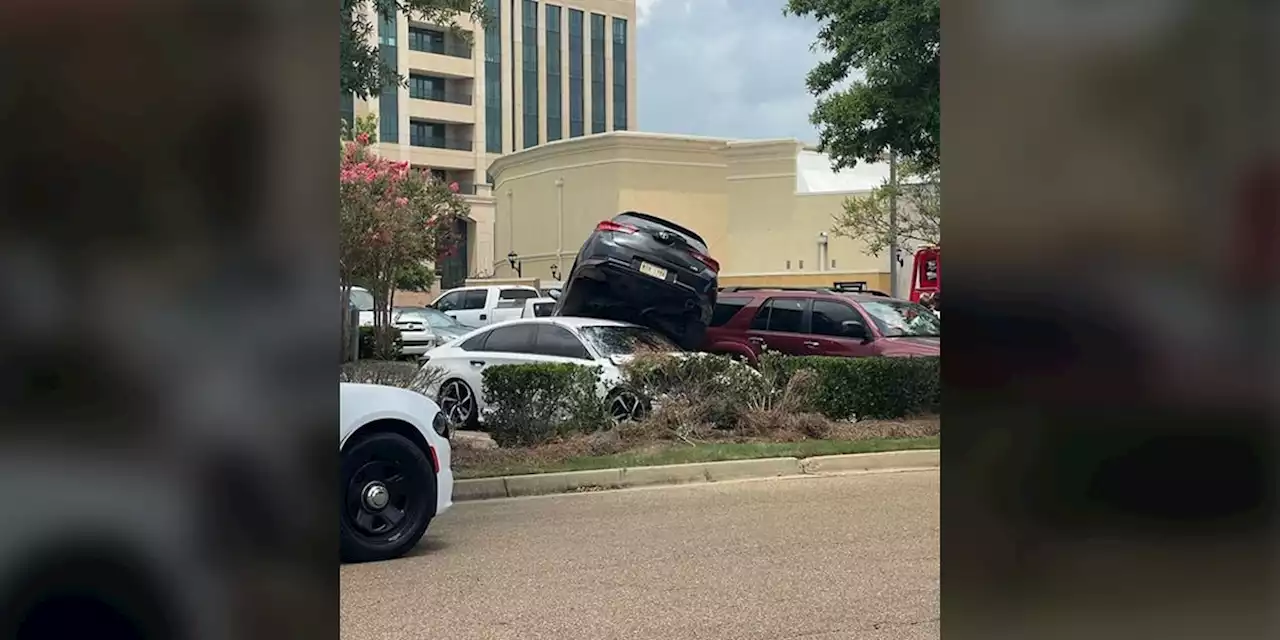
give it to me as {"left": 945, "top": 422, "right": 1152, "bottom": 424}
{"left": 635, "top": 0, "right": 830, "bottom": 143}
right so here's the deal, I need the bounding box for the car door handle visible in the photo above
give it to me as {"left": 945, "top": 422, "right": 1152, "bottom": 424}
{"left": 469, "top": 360, "right": 486, "bottom": 367}
{"left": 747, "top": 337, "right": 765, "bottom": 343}
{"left": 803, "top": 341, "right": 820, "bottom": 347}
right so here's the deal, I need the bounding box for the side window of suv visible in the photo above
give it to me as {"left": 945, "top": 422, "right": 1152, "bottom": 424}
{"left": 461, "top": 289, "right": 488, "bottom": 310}
{"left": 811, "top": 300, "right": 868, "bottom": 338}
{"left": 711, "top": 297, "right": 751, "bottom": 327}
{"left": 750, "top": 298, "right": 806, "bottom": 333}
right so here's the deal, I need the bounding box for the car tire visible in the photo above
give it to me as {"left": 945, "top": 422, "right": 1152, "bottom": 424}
{"left": 340, "top": 431, "right": 437, "bottom": 563}
{"left": 437, "top": 378, "right": 480, "bottom": 429}
{"left": 606, "top": 387, "right": 650, "bottom": 423}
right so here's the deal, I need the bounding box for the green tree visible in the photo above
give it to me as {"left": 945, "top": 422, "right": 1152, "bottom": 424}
{"left": 342, "top": 0, "right": 489, "bottom": 100}
{"left": 784, "top": 0, "right": 939, "bottom": 172}
{"left": 832, "top": 160, "right": 939, "bottom": 256}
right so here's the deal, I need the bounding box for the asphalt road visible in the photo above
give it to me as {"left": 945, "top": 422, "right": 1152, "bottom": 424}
{"left": 341, "top": 469, "right": 940, "bottom": 640}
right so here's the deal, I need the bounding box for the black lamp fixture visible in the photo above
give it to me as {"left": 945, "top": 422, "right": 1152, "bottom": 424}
{"left": 549, "top": 264, "right": 561, "bottom": 280}
{"left": 507, "top": 250, "right": 522, "bottom": 277}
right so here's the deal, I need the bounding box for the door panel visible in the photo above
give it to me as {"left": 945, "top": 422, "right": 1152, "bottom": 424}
{"left": 745, "top": 297, "right": 812, "bottom": 356}
{"left": 806, "top": 299, "right": 879, "bottom": 357}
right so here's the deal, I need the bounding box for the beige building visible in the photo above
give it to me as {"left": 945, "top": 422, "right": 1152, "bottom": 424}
{"left": 344, "top": 0, "right": 638, "bottom": 289}
{"left": 485, "top": 131, "right": 903, "bottom": 292}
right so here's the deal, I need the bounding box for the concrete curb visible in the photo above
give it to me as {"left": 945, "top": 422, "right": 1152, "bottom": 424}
{"left": 454, "top": 449, "right": 938, "bottom": 501}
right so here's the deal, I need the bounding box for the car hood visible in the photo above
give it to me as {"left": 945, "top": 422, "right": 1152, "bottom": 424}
{"left": 879, "top": 336, "right": 940, "bottom": 356}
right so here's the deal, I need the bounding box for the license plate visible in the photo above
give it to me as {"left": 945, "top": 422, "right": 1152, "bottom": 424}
{"left": 638, "top": 261, "right": 668, "bottom": 280}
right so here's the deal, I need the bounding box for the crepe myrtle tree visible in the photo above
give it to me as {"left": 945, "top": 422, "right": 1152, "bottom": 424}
{"left": 340, "top": 114, "right": 469, "bottom": 360}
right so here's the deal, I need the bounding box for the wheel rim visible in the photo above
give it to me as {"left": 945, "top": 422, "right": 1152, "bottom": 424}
{"left": 345, "top": 459, "right": 410, "bottom": 537}
{"left": 439, "top": 381, "right": 473, "bottom": 425}
{"left": 610, "top": 391, "right": 643, "bottom": 422}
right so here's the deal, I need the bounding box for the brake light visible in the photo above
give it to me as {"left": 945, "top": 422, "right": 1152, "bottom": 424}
{"left": 691, "top": 251, "right": 720, "bottom": 272}
{"left": 596, "top": 220, "right": 638, "bottom": 234}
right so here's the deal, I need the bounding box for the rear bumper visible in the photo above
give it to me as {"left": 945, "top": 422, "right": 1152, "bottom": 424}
{"left": 577, "top": 239, "right": 717, "bottom": 300}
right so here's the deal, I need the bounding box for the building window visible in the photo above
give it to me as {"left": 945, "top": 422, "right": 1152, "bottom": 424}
{"left": 408, "top": 26, "right": 444, "bottom": 53}
{"left": 340, "top": 92, "right": 355, "bottom": 135}
{"left": 408, "top": 74, "right": 446, "bottom": 101}
{"left": 589, "top": 13, "right": 606, "bottom": 134}
{"left": 568, "top": 9, "right": 585, "bottom": 138}
{"left": 409, "top": 121, "right": 446, "bottom": 148}
{"left": 545, "top": 4, "right": 563, "bottom": 142}
{"left": 484, "top": 0, "right": 503, "bottom": 153}
{"left": 611, "top": 17, "right": 627, "bottom": 131}
{"left": 521, "top": 0, "right": 540, "bottom": 149}
{"left": 377, "top": 13, "right": 398, "bottom": 143}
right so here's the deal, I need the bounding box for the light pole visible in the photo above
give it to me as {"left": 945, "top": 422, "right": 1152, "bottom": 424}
{"left": 887, "top": 149, "right": 900, "bottom": 298}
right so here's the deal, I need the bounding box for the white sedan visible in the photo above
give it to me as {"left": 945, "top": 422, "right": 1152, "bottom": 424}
{"left": 423, "top": 317, "right": 679, "bottom": 427}
{"left": 340, "top": 382, "right": 453, "bottom": 563}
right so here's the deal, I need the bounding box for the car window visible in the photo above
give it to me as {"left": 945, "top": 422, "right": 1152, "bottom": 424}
{"left": 753, "top": 298, "right": 805, "bottom": 333}
{"left": 434, "top": 291, "right": 463, "bottom": 312}
{"left": 422, "top": 308, "right": 463, "bottom": 328}
{"left": 459, "top": 331, "right": 488, "bottom": 351}
{"left": 531, "top": 301, "right": 555, "bottom": 317}
{"left": 347, "top": 288, "right": 374, "bottom": 311}
{"left": 710, "top": 297, "right": 751, "bottom": 327}
{"left": 480, "top": 324, "right": 537, "bottom": 353}
{"left": 533, "top": 324, "right": 592, "bottom": 359}
{"left": 496, "top": 288, "right": 538, "bottom": 309}
{"left": 461, "top": 289, "right": 488, "bottom": 310}
{"left": 579, "top": 326, "right": 681, "bottom": 357}
{"left": 859, "top": 300, "right": 941, "bottom": 338}
{"left": 811, "top": 300, "right": 866, "bottom": 338}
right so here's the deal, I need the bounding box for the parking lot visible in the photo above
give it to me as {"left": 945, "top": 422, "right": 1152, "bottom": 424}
{"left": 341, "top": 469, "right": 940, "bottom": 640}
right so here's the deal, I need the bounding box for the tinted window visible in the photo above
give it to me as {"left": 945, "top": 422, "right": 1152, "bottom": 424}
{"left": 481, "top": 324, "right": 536, "bottom": 353}
{"left": 461, "top": 289, "right": 488, "bottom": 310}
{"left": 434, "top": 291, "right": 463, "bottom": 312}
{"left": 710, "top": 297, "right": 751, "bottom": 327}
{"left": 534, "top": 324, "right": 592, "bottom": 359}
{"left": 497, "top": 288, "right": 538, "bottom": 308}
{"left": 531, "top": 301, "right": 555, "bottom": 317}
{"left": 459, "top": 332, "right": 488, "bottom": 351}
{"left": 811, "top": 300, "right": 866, "bottom": 337}
{"left": 760, "top": 298, "right": 806, "bottom": 333}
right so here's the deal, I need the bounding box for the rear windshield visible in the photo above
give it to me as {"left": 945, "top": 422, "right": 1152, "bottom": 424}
{"left": 614, "top": 212, "right": 708, "bottom": 252}
{"left": 579, "top": 326, "right": 681, "bottom": 357}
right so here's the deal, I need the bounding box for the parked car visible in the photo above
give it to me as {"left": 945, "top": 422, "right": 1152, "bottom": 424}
{"left": 346, "top": 285, "right": 375, "bottom": 326}
{"left": 703, "top": 287, "right": 940, "bottom": 366}
{"left": 422, "top": 317, "right": 681, "bottom": 427}
{"left": 521, "top": 297, "right": 557, "bottom": 318}
{"left": 393, "top": 306, "right": 470, "bottom": 356}
{"left": 554, "top": 212, "right": 721, "bottom": 351}
{"left": 429, "top": 285, "right": 541, "bottom": 328}
{"left": 340, "top": 382, "right": 453, "bottom": 563}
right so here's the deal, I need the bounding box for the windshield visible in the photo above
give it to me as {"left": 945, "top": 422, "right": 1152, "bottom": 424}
{"left": 857, "top": 299, "right": 941, "bottom": 338}
{"left": 348, "top": 289, "right": 374, "bottom": 311}
{"left": 396, "top": 307, "right": 463, "bottom": 329}
{"left": 579, "top": 326, "right": 681, "bottom": 357}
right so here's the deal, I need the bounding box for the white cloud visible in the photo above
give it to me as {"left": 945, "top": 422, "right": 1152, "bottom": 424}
{"left": 636, "top": 0, "right": 825, "bottom": 142}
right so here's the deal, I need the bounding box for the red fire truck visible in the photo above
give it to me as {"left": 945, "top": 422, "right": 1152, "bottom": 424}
{"left": 908, "top": 245, "right": 940, "bottom": 303}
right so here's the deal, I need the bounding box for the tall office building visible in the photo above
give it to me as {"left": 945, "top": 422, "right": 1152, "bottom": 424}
{"left": 344, "top": 0, "right": 637, "bottom": 287}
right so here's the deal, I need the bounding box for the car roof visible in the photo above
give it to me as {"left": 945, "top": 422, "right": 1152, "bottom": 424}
{"left": 718, "top": 288, "right": 913, "bottom": 304}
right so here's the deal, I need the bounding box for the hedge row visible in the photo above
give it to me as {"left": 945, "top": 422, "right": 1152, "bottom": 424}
{"left": 477, "top": 353, "right": 940, "bottom": 446}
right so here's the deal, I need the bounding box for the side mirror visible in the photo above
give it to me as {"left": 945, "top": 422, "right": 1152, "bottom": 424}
{"left": 547, "top": 289, "right": 561, "bottom": 300}
{"left": 841, "top": 320, "right": 870, "bottom": 341}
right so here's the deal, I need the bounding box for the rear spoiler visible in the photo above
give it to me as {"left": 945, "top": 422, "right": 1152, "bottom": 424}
{"left": 615, "top": 211, "right": 707, "bottom": 247}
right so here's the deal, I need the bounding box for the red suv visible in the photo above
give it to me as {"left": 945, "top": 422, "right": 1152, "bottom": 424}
{"left": 702, "top": 287, "right": 940, "bottom": 366}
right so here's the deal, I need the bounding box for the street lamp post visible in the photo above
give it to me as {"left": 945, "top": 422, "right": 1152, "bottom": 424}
{"left": 507, "top": 250, "right": 522, "bottom": 278}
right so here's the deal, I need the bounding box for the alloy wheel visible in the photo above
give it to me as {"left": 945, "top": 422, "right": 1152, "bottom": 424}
{"left": 439, "top": 380, "right": 473, "bottom": 425}
{"left": 609, "top": 391, "right": 644, "bottom": 423}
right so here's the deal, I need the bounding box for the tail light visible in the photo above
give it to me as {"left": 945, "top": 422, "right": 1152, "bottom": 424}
{"left": 690, "top": 251, "right": 720, "bottom": 272}
{"left": 596, "top": 220, "right": 638, "bottom": 234}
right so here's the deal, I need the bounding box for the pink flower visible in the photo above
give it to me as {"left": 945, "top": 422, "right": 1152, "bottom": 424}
{"left": 395, "top": 197, "right": 409, "bottom": 207}
{"left": 356, "top": 132, "right": 370, "bottom": 146}
{"left": 449, "top": 181, "right": 460, "bottom": 193}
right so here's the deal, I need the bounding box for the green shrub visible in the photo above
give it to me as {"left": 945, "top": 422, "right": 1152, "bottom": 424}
{"left": 358, "top": 325, "right": 403, "bottom": 360}
{"left": 621, "top": 352, "right": 769, "bottom": 430}
{"left": 481, "top": 363, "right": 608, "bottom": 446}
{"left": 340, "top": 360, "right": 444, "bottom": 395}
{"left": 768, "top": 355, "right": 939, "bottom": 420}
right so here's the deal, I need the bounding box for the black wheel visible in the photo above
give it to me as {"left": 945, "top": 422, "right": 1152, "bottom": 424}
{"left": 606, "top": 388, "right": 649, "bottom": 423}
{"left": 437, "top": 379, "right": 479, "bottom": 429}
{"left": 340, "top": 432, "right": 437, "bottom": 563}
